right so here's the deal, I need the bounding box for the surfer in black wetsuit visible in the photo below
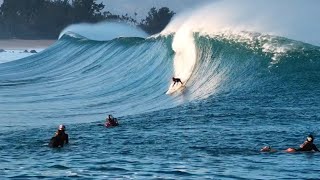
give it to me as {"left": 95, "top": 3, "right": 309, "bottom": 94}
{"left": 296, "top": 135, "right": 319, "bottom": 152}
{"left": 260, "top": 134, "right": 319, "bottom": 152}
{"left": 172, "top": 77, "right": 183, "bottom": 86}
{"left": 105, "top": 114, "right": 119, "bottom": 127}
{"left": 49, "top": 124, "right": 69, "bottom": 148}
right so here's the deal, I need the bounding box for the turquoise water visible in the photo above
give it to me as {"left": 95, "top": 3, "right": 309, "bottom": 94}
{"left": 0, "top": 31, "right": 320, "bottom": 179}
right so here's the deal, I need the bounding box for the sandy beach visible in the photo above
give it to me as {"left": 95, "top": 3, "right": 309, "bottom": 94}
{"left": 0, "top": 39, "right": 56, "bottom": 50}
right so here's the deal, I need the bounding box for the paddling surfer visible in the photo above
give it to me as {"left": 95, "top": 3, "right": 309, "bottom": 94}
{"left": 49, "top": 124, "right": 69, "bottom": 148}
{"left": 105, "top": 114, "right": 119, "bottom": 127}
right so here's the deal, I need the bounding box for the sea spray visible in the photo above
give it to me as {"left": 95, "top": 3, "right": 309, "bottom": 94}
{"left": 171, "top": 26, "right": 196, "bottom": 84}
{"left": 161, "top": 0, "right": 320, "bottom": 46}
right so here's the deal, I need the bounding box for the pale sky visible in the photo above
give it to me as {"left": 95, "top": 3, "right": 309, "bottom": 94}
{"left": 0, "top": 0, "right": 213, "bottom": 20}
{"left": 99, "top": 0, "right": 213, "bottom": 20}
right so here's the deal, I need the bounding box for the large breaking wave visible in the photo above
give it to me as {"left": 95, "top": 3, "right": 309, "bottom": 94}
{"left": 1, "top": 0, "right": 320, "bottom": 128}
{"left": 1, "top": 31, "right": 320, "bottom": 127}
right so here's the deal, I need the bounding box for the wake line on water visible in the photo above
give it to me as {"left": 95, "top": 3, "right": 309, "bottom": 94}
{"left": 171, "top": 27, "right": 196, "bottom": 85}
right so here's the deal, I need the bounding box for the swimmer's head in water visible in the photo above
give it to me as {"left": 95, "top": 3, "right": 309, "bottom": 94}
{"left": 260, "top": 146, "right": 271, "bottom": 152}
{"left": 58, "top": 124, "right": 66, "bottom": 131}
{"left": 307, "top": 135, "right": 314, "bottom": 142}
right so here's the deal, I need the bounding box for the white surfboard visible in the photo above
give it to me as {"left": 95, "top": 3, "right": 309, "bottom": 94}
{"left": 166, "top": 82, "right": 185, "bottom": 94}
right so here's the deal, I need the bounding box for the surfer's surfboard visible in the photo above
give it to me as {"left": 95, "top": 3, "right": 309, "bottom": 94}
{"left": 166, "top": 83, "right": 185, "bottom": 94}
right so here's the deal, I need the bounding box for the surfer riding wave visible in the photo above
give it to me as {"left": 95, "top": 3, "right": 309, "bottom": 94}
{"left": 172, "top": 77, "right": 183, "bottom": 86}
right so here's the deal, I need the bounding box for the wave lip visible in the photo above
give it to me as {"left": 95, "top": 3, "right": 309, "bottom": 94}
{"left": 59, "top": 21, "right": 148, "bottom": 41}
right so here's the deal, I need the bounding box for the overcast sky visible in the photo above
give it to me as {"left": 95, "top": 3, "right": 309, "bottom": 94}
{"left": 98, "top": 0, "right": 213, "bottom": 20}
{"left": 0, "top": 0, "right": 213, "bottom": 20}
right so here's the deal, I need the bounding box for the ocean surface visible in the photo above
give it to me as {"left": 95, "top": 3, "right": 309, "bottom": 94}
{"left": 0, "top": 49, "right": 42, "bottom": 64}
{"left": 1, "top": 2, "right": 320, "bottom": 179}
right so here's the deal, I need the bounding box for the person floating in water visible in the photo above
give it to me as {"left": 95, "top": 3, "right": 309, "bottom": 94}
{"left": 261, "top": 134, "right": 319, "bottom": 152}
{"left": 296, "top": 134, "right": 319, "bottom": 152}
{"left": 49, "top": 124, "right": 69, "bottom": 148}
{"left": 172, "top": 77, "right": 183, "bottom": 86}
{"left": 105, "top": 114, "right": 119, "bottom": 127}
{"left": 260, "top": 146, "right": 278, "bottom": 152}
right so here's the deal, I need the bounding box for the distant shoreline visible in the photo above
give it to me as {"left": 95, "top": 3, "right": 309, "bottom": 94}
{"left": 0, "top": 39, "right": 56, "bottom": 50}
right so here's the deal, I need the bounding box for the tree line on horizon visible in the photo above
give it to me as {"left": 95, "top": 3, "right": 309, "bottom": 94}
{"left": 0, "top": 0, "right": 175, "bottom": 39}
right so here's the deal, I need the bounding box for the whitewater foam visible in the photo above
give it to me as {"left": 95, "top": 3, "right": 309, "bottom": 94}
{"left": 171, "top": 27, "right": 196, "bottom": 84}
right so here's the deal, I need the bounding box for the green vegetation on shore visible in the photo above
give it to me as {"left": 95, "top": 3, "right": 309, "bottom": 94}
{"left": 0, "top": 0, "right": 175, "bottom": 39}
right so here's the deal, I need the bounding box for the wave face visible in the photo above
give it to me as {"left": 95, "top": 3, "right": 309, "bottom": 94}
{"left": 0, "top": 34, "right": 174, "bottom": 128}
{"left": 1, "top": 31, "right": 320, "bottom": 129}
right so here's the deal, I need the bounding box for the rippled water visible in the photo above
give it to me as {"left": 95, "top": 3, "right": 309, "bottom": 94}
{"left": 1, "top": 93, "right": 319, "bottom": 179}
